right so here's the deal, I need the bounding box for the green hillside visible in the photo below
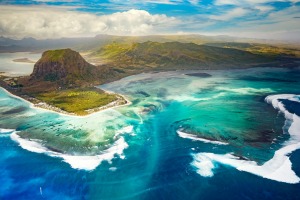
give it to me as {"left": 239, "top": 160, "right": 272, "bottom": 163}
{"left": 89, "top": 41, "right": 274, "bottom": 71}
{"left": 205, "top": 42, "right": 300, "bottom": 57}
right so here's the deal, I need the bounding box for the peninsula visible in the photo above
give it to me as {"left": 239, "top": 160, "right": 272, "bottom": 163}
{"left": 1, "top": 48, "right": 127, "bottom": 116}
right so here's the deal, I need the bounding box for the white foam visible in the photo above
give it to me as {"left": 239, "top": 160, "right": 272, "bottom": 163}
{"left": 218, "top": 87, "right": 274, "bottom": 95}
{"left": 266, "top": 94, "right": 300, "bottom": 104}
{"left": 113, "top": 125, "right": 134, "bottom": 139}
{"left": 192, "top": 94, "right": 300, "bottom": 184}
{"left": 191, "top": 154, "right": 215, "bottom": 177}
{"left": 169, "top": 92, "right": 225, "bottom": 102}
{"left": 177, "top": 130, "right": 228, "bottom": 145}
{"left": 192, "top": 145, "right": 300, "bottom": 184}
{"left": 265, "top": 94, "right": 297, "bottom": 121}
{"left": 109, "top": 167, "right": 117, "bottom": 171}
{"left": 0, "top": 128, "right": 15, "bottom": 134}
{"left": 61, "top": 137, "right": 128, "bottom": 170}
{"left": 10, "top": 132, "right": 128, "bottom": 171}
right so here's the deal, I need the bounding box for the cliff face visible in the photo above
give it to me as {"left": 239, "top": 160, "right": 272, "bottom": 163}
{"left": 30, "top": 49, "right": 99, "bottom": 87}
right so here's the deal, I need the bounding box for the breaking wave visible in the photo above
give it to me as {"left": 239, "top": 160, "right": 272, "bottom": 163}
{"left": 177, "top": 130, "right": 228, "bottom": 145}
{"left": 8, "top": 126, "right": 134, "bottom": 171}
{"left": 191, "top": 94, "right": 300, "bottom": 184}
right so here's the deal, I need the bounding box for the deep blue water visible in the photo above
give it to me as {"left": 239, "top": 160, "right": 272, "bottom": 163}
{"left": 1, "top": 67, "right": 300, "bottom": 199}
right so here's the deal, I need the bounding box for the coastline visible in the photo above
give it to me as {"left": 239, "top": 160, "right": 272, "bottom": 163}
{"left": 81, "top": 88, "right": 132, "bottom": 118}
{"left": 3, "top": 65, "right": 296, "bottom": 118}
{"left": 0, "top": 86, "right": 131, "bottom": 118}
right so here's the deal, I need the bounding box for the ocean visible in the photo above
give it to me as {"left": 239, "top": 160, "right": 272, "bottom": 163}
{"left": 0, "top": 57, "right": 300, "bottom": 199}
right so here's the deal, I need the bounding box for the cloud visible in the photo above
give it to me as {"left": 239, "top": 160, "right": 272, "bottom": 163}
{"left": 208, "top": 5, "right": 300, "bottom": 41}
{"left": 0, "top": 2, "right": 299, "bottom": 41}
{"left": 214, "top": 0, "right": 300, "bottom": 6}
{"left": 214, "top": 0, "right": 239, "bottom": 6}
{"left": 109, "top": 0, "right": 183, "bottom": 5}
{"left": 33, "top": 0, "right": 76, "bottom": 2}
{"left": 209, "top": 7, "right": 249, "bottom": 20}
{"left": 187, "top": 0, "right": 201, "bottom": 5}
{"left": 255, "top": 5, "right": 274, "bottom": 12}
{"left": 0, "top": 6, "right": 178, "bottom": 39}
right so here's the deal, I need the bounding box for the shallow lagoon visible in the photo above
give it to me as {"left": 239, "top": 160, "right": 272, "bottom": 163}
{"left": 1, "top": 66, "right": 300, "bottom": 199}
{"left": 0, "top": 52, "right": 41, "bottom": 77}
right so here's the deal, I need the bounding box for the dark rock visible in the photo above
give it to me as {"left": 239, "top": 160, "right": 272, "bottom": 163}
{"left": 185, "top": 73, "right": 212, "bottom": 77}
{"left": 30, "top": 48, "right": 99, "bottom": 86}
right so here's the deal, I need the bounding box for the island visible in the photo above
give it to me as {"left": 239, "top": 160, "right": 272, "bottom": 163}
{"left": 12, "top": 58, "right": 35, "bottom": 63}
{"left": 1, "top": 48, "right": 127, "bottom": 116}
{"left": 1, "top": 40, "right": 299, "bottom": 116}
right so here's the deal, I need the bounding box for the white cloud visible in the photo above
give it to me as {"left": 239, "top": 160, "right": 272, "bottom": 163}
{"left": 34, "top": 0, "right": 76, "bottom": 2}
{"left": 145, "top": 0, "right": 183, "bottom": 4}
{"left": 209, "top": 6, "right": 300, "bottom": 41}
{"left": 214, "top": 0, "right": 239, "bottom": 6}
{"left": 188, "top": 0, "right": 201, "bottom": 5}
{"left": 209, "top": 8, "right": 249, "bottom": 20}
{"left": 255, "top": 5, "right": 274, "bottom": 12}
{"left": 109, "top": 0, "right": 183, "bottom": 5}
{"left": 0, "top": 6, "right": 177, "bottom": 39}
{"left": 215, "top": 0, "right": 300, "bottom": 6}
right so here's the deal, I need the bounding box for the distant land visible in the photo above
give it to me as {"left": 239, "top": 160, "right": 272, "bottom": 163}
{"left": 12, "top": 58, "right": 35, "bottom": 63}
{"left": 90, "top": 41, "right": 275, "bottom": 71}
{"left": 0, "top": 34, "right": 300, "bottom": 116}
{"left": 1, "top": 34, "right": 300, "bottom": 54}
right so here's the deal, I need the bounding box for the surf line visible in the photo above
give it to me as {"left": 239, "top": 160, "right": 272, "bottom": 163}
{"left": 190, "top": 94, "right": 300, "bottom": 184}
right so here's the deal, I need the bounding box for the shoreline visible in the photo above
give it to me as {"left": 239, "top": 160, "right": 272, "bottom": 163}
{"left": 0, "top": 86, "right": 131, "bottom": 118}
{"left": 2, "top": 65, "right": 297, "bottom": 118}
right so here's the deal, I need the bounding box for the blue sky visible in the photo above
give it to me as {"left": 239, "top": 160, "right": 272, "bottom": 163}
{"left": 0, "top": 0, "right": 299, "bottom": 41}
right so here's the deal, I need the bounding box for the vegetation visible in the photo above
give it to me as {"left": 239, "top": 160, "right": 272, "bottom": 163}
{"left": 205, "top": 42, "right": 300, "bottom": 58}
{"left": 88, "top": 41, "right": 274, "bottom": 71}
{"left": 35, "top": 88, "right": 118, "bottom": 115}
{"left": 94, "top": 42, "right": 134, "bottom": 61}
{"left": 41, "top": 49, "right": 67, "bottom": 62}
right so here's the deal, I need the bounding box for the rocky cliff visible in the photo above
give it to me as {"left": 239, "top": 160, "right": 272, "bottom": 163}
{"left": 30, "top": 49, "right": 101, "bottom": 87}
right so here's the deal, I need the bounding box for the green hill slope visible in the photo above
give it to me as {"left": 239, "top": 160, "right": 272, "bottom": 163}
{"left": 89, "top": 41, "right": 273, "bottom": 71}
{"left": 205, "top": 42, "right": 300, "bottom": 57}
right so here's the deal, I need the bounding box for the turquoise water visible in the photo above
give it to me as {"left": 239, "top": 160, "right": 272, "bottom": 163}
{"left": 1, "top": 67, "right": 300, "bottom": 199}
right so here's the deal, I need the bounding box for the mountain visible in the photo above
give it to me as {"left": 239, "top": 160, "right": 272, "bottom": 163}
{"left": 2, "top": 34, "right": 299, "bottom": 53}
{"left": 17, "top": 49, "right": 121, "bottom": 93}
{"left": 89, "top": 41, "right": 276, "bottom": 71}
{"left": 30, "top": 49, "right": 99, "bottom": 85}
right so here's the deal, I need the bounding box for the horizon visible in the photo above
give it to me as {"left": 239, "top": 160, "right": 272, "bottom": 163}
{"left": 1, "top": 33, "right": 299, "bottom": 45}
{"left": 0, "top": 0, "right": 299, "bottom": 42}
